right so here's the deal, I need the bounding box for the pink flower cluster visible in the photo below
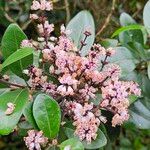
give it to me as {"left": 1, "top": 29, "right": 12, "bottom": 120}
{"left": 31, "top": 0, "right": 53, "bottom": 11}
{"left": 101, "top": 80, "right": 141, "bottom": 126}
{"left": 24, "top": 130, "right": 48, "bottom": 150}
{"left": 66, "top": 102, "right": 100, "bottom": 143}
{"left": 22, "top": 0, "right": 141, "bottom": 147}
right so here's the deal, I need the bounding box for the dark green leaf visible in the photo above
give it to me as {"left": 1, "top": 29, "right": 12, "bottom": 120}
{"left": 33, "top": 94, "right": 61, "bottom": 138}
{"left": 1, "top": 23, "right": 33, "bottom": 78}
{"left": 66, "top": 10, "right": 95, "bottom": 56}
{"left": 0, "top": 89, "right": 29, "bottom": 135}
{"left": 1, "top": 23, "right": 27, "bottom": 59}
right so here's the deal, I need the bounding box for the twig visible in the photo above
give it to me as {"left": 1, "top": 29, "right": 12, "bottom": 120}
{"left": 0, "top": 79, "right": 26, "bottom": 88}
{"left": 96, "top": 0, "right": 116, "bottom": 36}
{"left": 64, "top": 0, "right": 70, "bottom": 23}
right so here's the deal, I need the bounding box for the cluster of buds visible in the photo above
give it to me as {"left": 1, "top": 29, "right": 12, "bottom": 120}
{"left": 66, "top": 102, "right": 102, "bottom": 143}
{"left": 100, "top": 80, "right": 141, "bottom": 126}
{"left": 24, "top": 130, "right": 48, "bottom": 150}
{"left": 23, "top": 66, "right": 47, "bottom": 89}
{"left": 21, "top": 0, "right": 141, "bottom": 148}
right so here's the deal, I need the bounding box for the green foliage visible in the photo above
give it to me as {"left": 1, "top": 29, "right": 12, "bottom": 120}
{"left": 0, "top": 89, "right": 29, "bottom": 135}
{"left": 143, "top": 0, "right": 150, "bottom": 34}
{"left": 109, "top": 47, "right": 136, "bottom": 76}
{"left": 0, "top": 1, "right": 150, "bottom": 149}
{"left": 112, "top": 25, "right": 144, "bottom": 38}
{"left": 33, "top": 94, "right": 61, "bottom": 139}
{"left": 2, "top": 47, "right": 33, "bottom": 70}
{"left": 60, "top": 138, "right": 84, "bottom": 150}
{"left": 66, "top": 10, "right": 95, "bottom": 56}
{"left": 23, "top": 101, "right": 38, "bottom": 129}
{"left": 1, "top": 24, "right": 33, "bottom": 78}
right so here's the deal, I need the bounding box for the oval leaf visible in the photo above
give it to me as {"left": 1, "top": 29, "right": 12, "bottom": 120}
{"left": 120, "top": 12, "right": 136, "bottom": 26}
{"left": 0, "top": 89, "right": 29, "bottom": 135}
{"left": 1, "top": 23, "right": 27, "bottom": 58}
{"left": 60, "top": 138, "right": 84, "bottom": 150}
{"left": 33, "top": 94, "right": 61, "bottom": 138}
{"left": 2, "top": 47, "right": 33, "bottom": 70}
{"left": 66, "top": 10, "right": 95, "bottom": 56}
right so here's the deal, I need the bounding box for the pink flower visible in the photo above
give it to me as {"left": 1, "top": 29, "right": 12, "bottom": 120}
{"left": 60, "top": 24, "right": 71, "bottom": 35}
{"left": 112, "top": 112, "right": 129, "bottom": 127}
{"left": 21, "top": 40, "right": 33, "bottom": 48}
{"left": 79, "top": 84, "right": 97, "bottom": 100}
{"left": 57, "top": 85, "right": 74, "bottom": 96}
{"left": 101, "top": 79, "right": 141, "bottom": 126}
{"left": 31, "top": 0, "right": 53, "bottom": 11}
{"left": 59, "top": 74, "right": 78, "bottom": 87}
{"left": 24, "top": 130, "right": 48, "bottom": 150}
{"left": 71, "top": 102, "right": 101, "bottom": 143}
{"left": 30, "top": 14, "right": 39, "bottom": 20}
{"left": 38, "top": 21, "right": 54, "bottom": 36}
{"left": 42, "top": 49, "right": 52, "bottom": 61}
{"left": 42, "top": 82, "right": 56, "bottom": 96}
{"left": 31, "top": 0, "right": 41, "bottom": 10}
{"left": 106, "top": 47, "right": 115, "bottom": 56}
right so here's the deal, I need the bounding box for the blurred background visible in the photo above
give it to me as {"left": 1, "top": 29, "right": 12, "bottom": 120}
{"left": 0, "top": 0, "right": 150, "bottom": 150}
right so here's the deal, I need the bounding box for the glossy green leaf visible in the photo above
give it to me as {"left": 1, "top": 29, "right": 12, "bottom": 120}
{"left": 1, "top": 23, "right": 33, "bottom": 77}
{"left": 112, "top": 25, "right": 144, "bottom": 38}
{"left": 66, "top": 10, "right": 95, "bottom": 56}
{"left": 33, "top": 94, "right": 61, "bottom": 138}
{"left": 1, "top": 24, "right": 26, "bottom": 58}
{"left": 64, "top": 128, "right": 107, "bottom": 149}
{"left": 143, "top": 0, "right": 150, "bottom": 34}
{"left": 60, "top": 138, "right": 84, "bottom": 150}
{"left": 0, "top": 89, "right": 29, "bottom": 135}
{"left": 23, "top": 102, "right": 38, "bottom": 129}
{"left": 2, "top": 47, "right": 33, "bottom": 70}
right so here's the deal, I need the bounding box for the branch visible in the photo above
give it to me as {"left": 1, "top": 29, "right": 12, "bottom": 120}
{"left": 0, "top": 79, "right": 26, "bottom": 88}
{"left": 96, "top": 0, "right": 116, "bottom": 36}
{"left": 64, "top": 0, "right": 70, "bottom": 23}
